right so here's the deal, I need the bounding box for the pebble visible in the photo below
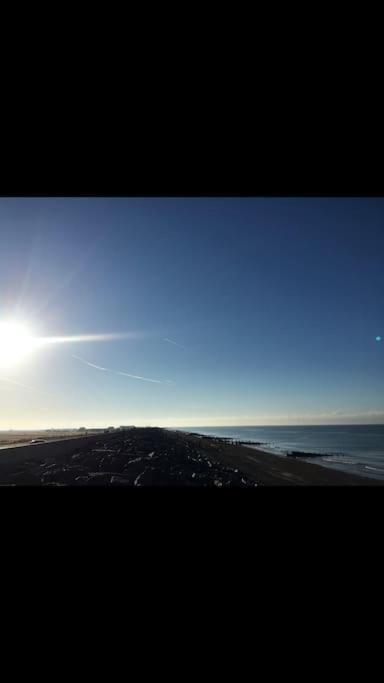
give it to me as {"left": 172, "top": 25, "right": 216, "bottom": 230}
{"left": 110, "top": 475, "right": 131, "bottom": 485}
{"left": 0, "top": 428, "right": 261, "bottom": 488}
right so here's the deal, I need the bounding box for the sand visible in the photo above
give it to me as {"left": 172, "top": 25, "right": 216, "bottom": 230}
{"left": 182, "top": 433, "right": 380, "bottom": 485}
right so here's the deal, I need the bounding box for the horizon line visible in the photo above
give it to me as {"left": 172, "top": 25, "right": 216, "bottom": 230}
{"left": 1, "top": 422, "right": 384, "bottom": 431}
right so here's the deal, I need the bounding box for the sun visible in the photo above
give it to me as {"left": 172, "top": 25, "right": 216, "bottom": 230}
{"left": 0, "top": 321, "right": 38, "bottom": 369}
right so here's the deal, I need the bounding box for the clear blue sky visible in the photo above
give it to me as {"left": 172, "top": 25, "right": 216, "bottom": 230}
{"left": 0, "top": 197, "right": 383, "bottom": 428}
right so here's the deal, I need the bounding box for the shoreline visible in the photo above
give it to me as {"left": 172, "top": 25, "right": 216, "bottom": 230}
{"left": 176, "top": 431, "right": 382, "bottom": 485}
{"left": 177, "top": 427, "right": 384, "bottom": 482}
{"left": 0, "top": 427, "right": 381, "bottom": 485}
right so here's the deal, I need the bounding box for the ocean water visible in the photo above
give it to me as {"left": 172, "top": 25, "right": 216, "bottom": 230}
{"left": 178, "top": 425, "right": 384, "bottom": 480}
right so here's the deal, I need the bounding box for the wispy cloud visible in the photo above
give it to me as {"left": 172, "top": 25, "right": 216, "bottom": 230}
{"left": 163, "top": 338, "right": 187, "bottom": 350}
{"left": 72, "top": 354, "right": 172, "bottom": 386}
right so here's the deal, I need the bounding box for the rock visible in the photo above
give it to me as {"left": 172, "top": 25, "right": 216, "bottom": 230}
{"left": 93, "top": 449, "right": 115, "bottom": 455}
{"left": 41, "top": 467, "right": 64, "bottom": 480}
{"left": 88, "top": 472, "right": 117, "bottom": 480}
{"left": 73, "top": 472, "right": 116, "bottom": 485}
{"left": 43, "top": 482, "right": 67, "bottom": 487}
{"left": 125, "top": 457, "right": 143, "bottom": 465}
{"left": 110, "top": 475, "right": 131, "bottom": 485}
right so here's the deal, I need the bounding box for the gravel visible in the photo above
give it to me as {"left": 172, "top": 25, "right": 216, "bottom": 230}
{"left": 0, "top": 428, "right": 261, "bottom": 487}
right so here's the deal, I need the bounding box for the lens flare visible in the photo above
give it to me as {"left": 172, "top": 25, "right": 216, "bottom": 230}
{"left": 0, "top": 321, "right": 145, "bottom": 369}
{"left": 0, "top": 321, "right": 39, "bottom": 369}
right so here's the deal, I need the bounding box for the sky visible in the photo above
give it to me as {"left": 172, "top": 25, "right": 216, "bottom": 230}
{"left": 0, "top": 197, "right": 383, "bottom": 428}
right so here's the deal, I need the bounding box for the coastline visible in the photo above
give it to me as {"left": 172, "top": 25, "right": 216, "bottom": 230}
{"left": 176, "top": 431, "right": 382, "bottom": 485}
{"left": 177, "top": 425, "right": 384, "bottom": 482}
{"left": 0, "top": 427, "right": 381, "bottom": 485}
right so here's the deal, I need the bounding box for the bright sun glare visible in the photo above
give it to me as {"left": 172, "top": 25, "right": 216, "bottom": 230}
{"left": 0, "top": 321, "right": 38, "bottom": 369}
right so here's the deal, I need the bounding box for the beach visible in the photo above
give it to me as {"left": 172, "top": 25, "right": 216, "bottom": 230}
{"left": 181, "top": 425, "right": 384, "bottom": 479}
{"left": 0, "top": 427, "right": 381, "bottom": 486}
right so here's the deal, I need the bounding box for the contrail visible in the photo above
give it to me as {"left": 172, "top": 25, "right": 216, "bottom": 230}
{"left": 163, "top": 338, "right": 187, "bottom": 350}
{"left": 72, "top": 354, "right": 170, "bottom": 385}
{"left": 0, "top": 376, "right": 39, "bottom": 391}
{"left": 0, "top": 375, "right": 56, "bottom": 397}
{"left": 117, "top": 371, "right": 162, "bottom": 384}
{"left": 71, "top": 354, "right": 109, "bottom": 371}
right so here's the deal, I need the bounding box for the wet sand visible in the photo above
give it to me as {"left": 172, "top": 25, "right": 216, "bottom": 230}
{"left": 184, "top": 433, "right": 381, "bottom": 485}
{"left": 0, "top": 427, "right": 381, "bottom": 486}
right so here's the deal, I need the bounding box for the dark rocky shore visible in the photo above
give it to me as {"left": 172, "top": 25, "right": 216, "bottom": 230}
{"left": 0, "top": 427, "right": 381, "bottom": 486}
{"left": 0, "top": 428, "right": 259, "bottom": 487}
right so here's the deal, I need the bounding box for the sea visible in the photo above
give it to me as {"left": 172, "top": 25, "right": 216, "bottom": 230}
{"left": 178, "top": 425, "right": 384, "bottom": 481}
